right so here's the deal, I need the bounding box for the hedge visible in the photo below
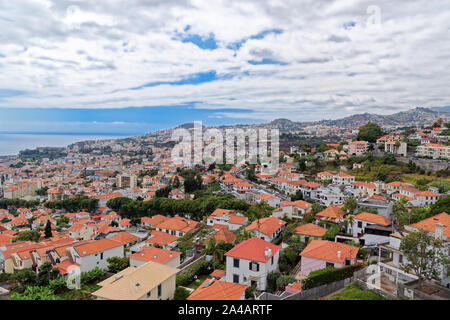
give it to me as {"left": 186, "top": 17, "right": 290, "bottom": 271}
{"left": 176, "top": 260, "right": 213, "bottom": 287}
{"left": 301, "top": 263, "right": 364, "bottom": 290}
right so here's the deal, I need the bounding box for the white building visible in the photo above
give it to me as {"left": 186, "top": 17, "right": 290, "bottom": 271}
{"left": 224, "top": 237, "right": 280, "bottom": 291}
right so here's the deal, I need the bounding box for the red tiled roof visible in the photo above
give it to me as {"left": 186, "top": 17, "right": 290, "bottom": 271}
{"left": 187, "top": 279, "right": 246, "bottom": 300}
{"left": 224, "top": 237, "right": 280, "bottom": 262}
{"left": 245, "top": 217, "right": 286, "bottom": 237}
{"left": 354, "top": 212, "right": 390, "bottom": 226}
{"left": 295, "top": 223, "right": 327, "bottom": 237}
{"left": 300, "top": 240, "right": 358, "bottom": 263}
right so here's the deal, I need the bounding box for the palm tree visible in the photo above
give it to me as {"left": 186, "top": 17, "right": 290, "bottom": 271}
{"left": 203, "top": 238, "right": 225, "bottom": 264}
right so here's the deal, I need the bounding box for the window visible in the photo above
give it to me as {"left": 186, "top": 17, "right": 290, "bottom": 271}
{"left": 357, "top": 221, "right": 363, "bottom": 228}
{"left": 100, "top": 252, "right": 103, "bottom": 260}
{"left": 233, "top": 258, "right": 240, "bottom": 268}
{"left": 271, "top": 256, "right": 274, "bottom": 265}
{"left": 157, "top": 284, "right": 162, "bottom": 298}
{"left": 326, "top": 262, "right": 334, "bottom": 268}
{"left": 249, "top": 262, "right": 260, "bottom": 272}
{"left": 147, "top": 291, "right": 151, "bottom": 298}
{"left": 399, "top": 254, "right": 403, "bottom": 263}
{"left": 233, "top": 274, "right": 239, "bottom": 283}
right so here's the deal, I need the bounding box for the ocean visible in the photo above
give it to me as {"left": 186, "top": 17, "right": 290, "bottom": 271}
{"left": 0, "top": 133, "right": 130, "bottom": 156}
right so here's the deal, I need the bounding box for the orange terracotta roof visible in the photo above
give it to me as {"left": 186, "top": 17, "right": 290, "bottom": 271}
{"left": 295, "top": 223, "right": 327, "bottom": 237}
{"left": 130, "top": 246, "right": 181, "bottom": 264}
{"left": 224, "top": 237, "right": 280, "bottom": 262}
{"left": 156, "top": 216, "right": 198, "bottom": 232}
{"left": 354, "top": 212, "right": 390, "bottom": 226}
{"left": 409, "top": 212, "right": 449, "bottom": 237}
{"left": 74, "top": 238, "right": 123, "bottom": 256}
{"left": 300, "top": 240, "right": 358, "bottom": 263}
{"left": 246, "top": 217, "right": 286, "bottom": 237}
{"left": 187, "top": 279, "right": 247, "bottom": 300}
{"left": 145, "top": 230, "right": 179, "bottom": 246}
{"left": 208, "top": 228, "right": 236, "bottom": 243}
{"left": 315, "top": 204, "right": 347, "bottom": 220}
{"left": 108, "top": 232, "right": 140, "bottom": 245}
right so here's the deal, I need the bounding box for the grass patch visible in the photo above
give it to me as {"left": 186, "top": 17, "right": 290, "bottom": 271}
{"left": 400, "top": 174, "right": 450, "bottom": 190}
{"left": 328, "top": 283, "right": 385, "bottom": 300}
{"left": 186, "top": 275, "right": 211, "bottom": 290}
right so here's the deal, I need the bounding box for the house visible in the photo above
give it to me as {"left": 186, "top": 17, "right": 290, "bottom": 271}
{"left": 245, "top": 217, "right": 286, "bottom": 242}
{"left": 141, "top": 215, "right": 169, "bottom": 229}
{"left": 145, "top": 230, "right": 179, "bottom": 250}
{"left": 332, "top": 172, "right": 355, "bottom": 185}
{"left": 187, "top": 278, "right": 247, "bottom": 300}
{"left": 351, "top": 181, "right": 377, "bottom": 198}
{"left": 155, "top": 216, "right": 199, "bottom": 237}
{"left": 119, "top": 218, "right": 131, "bottom": 230}
{"left": 350, "top": 212, "right": 391, "bottom": 237}
{"left": 378, "top": 213, "right": 450, "bottom": 288}
{"left": 68, "top": 223, "right": 97, "bottom": 241}
{"left": 315, "top": 204, "right": 347, "bottom": 223}
{"left": 92, "top": 261, "right": 178, "bottom": 300}
{"left": 348, "top": 141, "right": 369, "bottom": 156}
{"left": 70, "top": 238, "right": 124, "bottom": 272}
{"left": 295, "top": 223, "right": 328, "bottom": 243}
{"left": 415, "top": 143, "right": 450, "bottom": 160}
{"left": 169, "top": 188, "right": 185, "bottom": 199}
{"left": 346, "top": 212, "right": 392, "bottom": 247}
{"left": 299, "top": 240, "right": 359, "bottom": 277}
{"left": 206, "top": 228, "right": 236, "bottom": 244}
{"left": 273, "top": 200, "right": 312, "bottom": 220}
{"left": 255, "top": 193, "right": 281, "bottom": 208}
{"left": 130, "top": 246, "right": 181, "bottom": 268}
{"left": 107, "top": 231, "right": 140, "bottom": 251}
{"left": 317, "top": 171, "right": 335, "bottom": 181}
{"left": 224, "top": 237, "right": 281, "bottom": 291}
{"left": 206, "top": 209, "right": 248, "bottom": 231}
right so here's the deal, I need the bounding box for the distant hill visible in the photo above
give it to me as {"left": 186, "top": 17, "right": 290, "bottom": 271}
{"left": 431, "top": 106, "right": 450, "bottom": 113}
{"left": 164, "top": 107, "right": 450, "bottom": 133}
{"left": 315, "top": 107, "right": 448, "bottom": 128}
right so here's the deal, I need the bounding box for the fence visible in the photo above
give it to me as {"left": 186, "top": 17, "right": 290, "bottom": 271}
{"left": 257, "top": 267, "right": 380, "bottom": 300}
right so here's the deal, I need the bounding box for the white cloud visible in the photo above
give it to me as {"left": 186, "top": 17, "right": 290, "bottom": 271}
{"left": 0, "top": 0, "right": 449, "bottom": 121}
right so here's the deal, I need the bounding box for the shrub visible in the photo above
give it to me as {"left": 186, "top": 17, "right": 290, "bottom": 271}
{"left": 176, "top": 260, "right": 213, "bottom": 287}
{"left": 174, "top": 287, "right": 190, "bottom": 300}
{"left": 245, "top": 286, "right": 256, "bottom": 299}
{"left": 276, "top": 275, "right": 296, "bottom": 291}
{"left": 301, "top": 264, "right": 364, "bottom": 290}
{"left": 81, "top": 267, "right": 106, "bottom": 285}
{"left": 266, "top": 271, "right": 281, "bottom": 293}
{"left": 49, "top": 277, "right": 68, "bottom": 293}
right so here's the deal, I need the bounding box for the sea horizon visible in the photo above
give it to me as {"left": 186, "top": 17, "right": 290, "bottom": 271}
{"left": 0, "top": 132, "right": 135, "bottom": 157}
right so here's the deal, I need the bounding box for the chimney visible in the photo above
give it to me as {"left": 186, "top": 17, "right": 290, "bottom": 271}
{"left": 435, "top": 223, "right": 444, "bottom": 240}
{"left": 153, "top": 255, "right": 157, "bottom": 259}
{"left": 264, "top": 247, "right": 271, "bottom": 259}
{"left": 135, "top": 283, "right": 141, "bottom": 292}
{"left": 337, "top": 251, "right": 341, "bottom": 259}
{"left": 169, "top": 253, "right": 173, "bottom": 258}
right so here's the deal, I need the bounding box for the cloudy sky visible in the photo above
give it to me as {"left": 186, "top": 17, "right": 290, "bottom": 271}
{"left": 0, "top": 0, "right": 449, "bottom": 134}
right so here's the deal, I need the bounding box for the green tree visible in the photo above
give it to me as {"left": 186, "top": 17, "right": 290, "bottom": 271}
{"left": 13, "top": 230, "right": 41, "bottom": 243}
{"left": 107, "top": 257, "right": 130, "bottom": 273}
{"left": 11, "top": 286, "right": 58, "bottom": 300}
{"left": 44, "top": 220, "right": 52, "bottom": 239}
{"left": 357, "top": 122, "right": 383, "bottom": 143}
{"left": 399, "top": 229, "right": 450, "bottom": 281}
{"left": 36, "top": 262, "right": 59, "bottom": 286}
{"left": 203, "top": 238, "right": 226, "bottom": 264}
{"left": 174, "top": 286, "right": 190, "bottom": 300}
{"left": 342, "top": 196, "right": 357, "bottom": 214}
